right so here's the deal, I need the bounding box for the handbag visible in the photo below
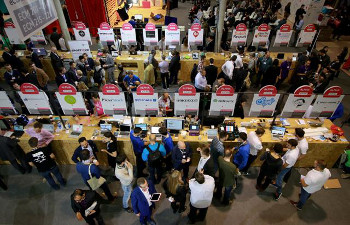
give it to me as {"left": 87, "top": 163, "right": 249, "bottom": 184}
{"left": 87, "top": 164, "right": 106, "bottom": 190}
{"left": 244, "top": 71, "right": 251, "bottom": 89}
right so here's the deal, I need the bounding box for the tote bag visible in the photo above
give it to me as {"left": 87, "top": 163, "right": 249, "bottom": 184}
{"left": 87, "top": 164, "right": 106, "bottom": 190}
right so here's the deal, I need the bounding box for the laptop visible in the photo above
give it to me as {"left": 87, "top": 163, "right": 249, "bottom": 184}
{"left": 43, "top": 124, "right": 54, "bottom": 133}
{"left": 32, "top": 48, "right": 47, "bottom": 56}
{"left": 119, "top": 124, "right": 131, "bottom": 136}
{"left": 135, "top": 123, "right": 148, "bottom": 137}
{"left": 135, "top": 14, "right": 143, "bottom": 20}
{"left": 271, "top": 126, "right": 286, "bottom": 140}
{"left": 70, "top": 125, "right": 83, "bottom": 138}
{"left": 100, "top": 124, "right": 112, "bottom": 134}
{"left": 207, "top": 129, "right": 218, "bottom": 140}
{"left": 12, "top": 125, "right": 24, "bottom": 137}
{"left": 189, "top": 124, "right": 200, "bottom": 136}
{"left": 151, "top": 126, "right": 162, "bottom": 140}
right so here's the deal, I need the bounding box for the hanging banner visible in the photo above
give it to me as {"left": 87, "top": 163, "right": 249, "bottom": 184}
{"left": 73, "top": 22, "right": 92, "bottom": 44}
{"left": 55, "top": 83, "right": 88, "bottom": 115}
{"left": 98, "top": 84, "right": 127, "bottom": 115}
{"left": 273, "top": 24, "right": 292, "bottom": 47}
{"left": 231, "top": 23, "right": 249, "bottom": 47}
{"left": 132, "top": 84, "right": 159, "bottom": 116}
{"left": 209, "top": 85, "right": 237, "bottom": 116}
{"left": 252, "top": 24, "right": 270, "bottom": 47}
{"left": 310, "top": 86, "right": 344, "bottom": 118}
{"left": 143, "top": 23, "right": 158, "bottom": 46}
{"left": 0, "top": 91, "right": 17, "bottom": 114}
{"left": 68, "top": 40, "right": 92, "bottom": 61}
{"left": 165, "top": 23, "right": 180, "bottom": 46}
{"left": 188, "top": 23, "right": 203, "bottom": 46}
{"left": 30, "top": 30, "right": 47, "bottom": 45}
{"left": 3, "top": 0, "right": 57, "bottom": 41}
{"left": 18, "top": 83, "right": 52, "bottom": 114}
{"left": 249, "top": 85, "right": 280, "bottom": 117}
{"left": 4, "top": 22, "right": 24, "bottom": 44}
{"left": 281, "top": 85, "right": 315, "bottom": 118}
{"left": 174, "top": 84, "right": 200, "bottom": 116}
{"left": 97, "top": 22, "right": 115, "bottom": 46}
{"left": 296, "top": 24, "right": 316, "bottom": 47}
{"left": 121, "top": 23, "right": 137, "bottom": 46}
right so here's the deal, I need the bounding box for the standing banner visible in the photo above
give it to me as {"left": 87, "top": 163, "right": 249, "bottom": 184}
{"left": 165, "top": 23, "right": 180, "bottom": 46}
{"left": 174, "top": 84, "right": 200, "bottom": 116}
{"left": 231, "top": 23, "right": 249, "bottom": 47}
{"left": 132, "top": 84, "right": 159, "bottom": 116}
{"left": 310, "top": 86, "right": 344, "bottom": 118}
{"left": 98, "top": 22, "right": 115, "bottom": 46}
{"left": 30, "top": 30, "right": 47, "bottom": 45}
{"left": 0, "top": 91, "right": 17, "bottom": 114}
{"left": 249, "top": 85, "right": 280, "bottom": 117}
{"left": 296, "top": 24, "right": 316, "bottom": 47}
{"left": 4, "top": 22, "right": 24, "bottom": 44}
{"left": 4, "top": 0, "right": 57, "bottom": 41}
{"left": 56, "top": 84, "right": 88, "bottom": 115}
{"left": 252, "top": 24, "right": 270, "bottom": 47}
{"left": 18, "top": 83, "right": 52, "bottom": 114}
{"left": 98, "top": 84, "right": 127, "bottom": 115}
{"left": 188, "top": 23, "right": 203, "bottom": 46}
{"left": 281, "top": 85, "right": 315, "bottom": 118}
{"left": 273, "top": 24, "right": 292, "bottom": 47}
{"left": 68, "top": 41, "right": 92, "bottom": 61}
{"left": 143, "top": 23, "right": 158, "bottom": 46}
{"left": 209, "top": 85, "right": 238, "bottom": 116}
{"left": 73, "top": 22, "right": 92, "bottom": 44}
{"left": 121, "top": 23, "right": 136, "bottom": 46}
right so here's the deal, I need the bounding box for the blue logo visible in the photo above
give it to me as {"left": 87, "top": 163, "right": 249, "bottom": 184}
{"left": 256, "top": 97, "right": 275, "bottom": 107}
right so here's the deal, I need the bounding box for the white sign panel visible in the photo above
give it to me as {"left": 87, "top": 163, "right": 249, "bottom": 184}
{"left": 188, "top": 23, "right": 203, "bottom": 46}
{"left": 143, "top": 23, "right": 158, "bottom": 46}
{"left": 98, "top": 84, "right": 127, "bottom": 115}
{"left": 73, "top": 22, "right": 92, "bottom": 44}
{"left": 133, "top": 84, "right": 159, "bottom": 116}
{"left": 281, "top": 86, "right": 315, "bottom": 118}
{"left": 174, "top": 84, "right": 200, "bottom": 116}
{"left": 296, "top": 24, "right": 316, "bottom": 47}
{"left": 4, "top": 22, "right": 24, "bottom": 44}
{"left": 310, "top": 86, "right": 344, "bottom": 118}
{"left": 0, "top": 91, "right": 17, "bottom": 114}
{"left": 231, "top": 23, "right": 249, "bottom": 47}
{"left": 249, "top": 85, "right": 280, "bottom": 117}
{"left": 19, "top": 83, "right": 52, "bottom": 114}
{"left": 98, "top": 22, "right": 115, "bottom": 46}
{"left": 165, "top": 23, "right": 180, "bottom": 46}
{"left": 252, "top": 24, "right": 270, "bottom": 47}
{"left": 121, "top": 23, "right": 137, "bottom": 46}
{"left": 68, "top": 41, "right": 92, "bottom": 61}
{"left": 30, "top": 30, "right": 46, "bottom": 44}
{"left": 55, "top": 84, "right": 88, "bottom": 115}
{"left": 273, "top": 24, "right": 293, "bottom": 47}
{"left": 209, "top": 85, "right": 237, "bottom": 116}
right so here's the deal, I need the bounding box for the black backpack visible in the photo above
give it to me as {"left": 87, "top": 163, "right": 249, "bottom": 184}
{"left": 93, "top": 67, "right": 103, "bottom": 84}
{"left": 146, "top": 143, "right": 162, "bottom": 167}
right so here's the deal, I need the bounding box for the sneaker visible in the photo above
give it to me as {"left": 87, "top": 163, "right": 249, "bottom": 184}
{"left": 123, "top": 207, "right": 134, "bottom": 213}
{"left": 241, "top": 172, "right": 249, "bottom": 176}
{"left": 178, "top": 206, "right": 187, "bottom": 213}
{"left": 289, "top": 200, "right": 302, "bottom": 211}
{"left": 274, "top": 192, "right": 282, "bottom": 201}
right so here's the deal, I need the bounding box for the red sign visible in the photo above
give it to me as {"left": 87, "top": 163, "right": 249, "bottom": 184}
{"left": 136, "top": 84, "right": 154, "bottom": 95}
{"left": 4, "top": 22, "right": 15, "bottom": 28}
{"left": 258, "top": 85, "right": 277, "bottom": 96}
{"left": 323, "top": 86, "right": 343, "bottom": 98}
{"left": 294, "top": 85, "right": 313, "bottom": 97}
{"left": 145, "top": 23, "right": 156, "bottom": 31}
{"left": 99, "top": 22, "right": 111, "bottom": 30}
{"left": 280, "top": 24, "right": 291, "bottom": 32}
{"left": 191, "top": 23, "right": 201, "bottom": 31}
{"left": 258, "top": 24, "right": 269, "bottom": 32}
{"left": 123, "top": 23, "right": 133, "bottom": 31}
{"left": 58, "top": 83, "right": 77, "bottom": 95}
{"left": 74, "top": 22, "right": 87, "bottom": 30}
{"left": 102, "top": 84, "right": 120, "bottom": 95}
{"left": 235, "top": 23, "right": 247, "bottom": 31}
{"left": 20, "top": 83, "right": 39, "bottom": 94}
{"left": 216, "top": 85, "right": 235, "bottom": 96}
{"left": 167, "top": 23, "right": 178, "bottom": 31}
{"left": 304, "top": 24, "right": 316, "bottom": 32}
{"left": 178, "top": 84, "right": 196, "bottom": 96}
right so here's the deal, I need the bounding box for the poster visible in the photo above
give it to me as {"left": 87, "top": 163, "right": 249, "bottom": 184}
{"left": 4, "top": 22, "right": 24, "bottom": 44}
{"left": 30, "top": 30, "right": 46, "bottom": 45}
{"left": 174, "top": 84, "right": 200, "bottom": 116}
{"left": 3, "top": 0, "right": 57, "bottom": 41}
{"left": 73, "top": 22, "right": 92, "bottom": 44}
{"left": 249, "top": 85, "right": 280, "bottom": 117}
{"left": 143, "top": 23, "right": 158, "bottom": 46}
{"left": 231, "top": 23, "right": 249, "bottom": 47}
{"left": 97, "top": 22, "right": 115, "bottom": 46}
{"left": 98, "top": 84, "right": 127, "bottom": 115}
{"left": 296, "top": 24, "right": 316, "bottom": 47}
{"left": 252, "top": 24, "right": 270, "bottom": 47}
{"left": 310, "top": 86, "right": 344, "bottom": 118}
{"left": 0, "top": 91, "right": 17, "bottom": 114}
{"left": 273, "top": 24, "right": 292, "bottom": 47}
{"left": 132, "top": 84, "right": 159, "bottom": 116}
{"left": 55, "top": 83, "right": 88, "bottom": 115}
{"left": 18, "top": 83, "right": 52, "bottom": 114}
{"left": 165, "top": 23, "right": 180, "bottom": 46}
{"left": 68, "top": 40, "right": 92, "bottom": 61}
{"left": 209, "top": 85, "right": 237, "bottom": 116}
{"left": 281, "top": 85, "right": 315, "bottom": 118}
{"left": 188, "top": 23, "right": 203, "bottom": 46}
{"left": 121, "top": 23, "right": 136, "bottom": 46}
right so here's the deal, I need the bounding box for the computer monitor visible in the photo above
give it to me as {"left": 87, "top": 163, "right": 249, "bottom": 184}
{"left": 72, "top": 125, "right": 83, "bottom": 133}
{"left": 166, "top": 119, "right": 184, "bottom": 131}
{"left": 189, "top": 124, "right": 200, "bottom": 131}
{"left": 225, "top": 125, "right": 235, "bottom": 133}
{"left": 277, "top": 53, "right": 285, "bottom": 59}
{"left": 151, "top": 127, "right": 160, "bottom": 134}
{"left": 120, "top": 124, "right": 131, "bottom": 132}
{"left": 135, "top": 14, "right": 143, "bottom": 20}
{"left": 43, "top": 124, "right": 54, "bottom": 133}
{"left": 100, "top": 124, "right": 112, "bottom": 131}
{"left": 271, "top": 126, "right": 286, "bottom": 136}
{"left": 135, "top": 123, "right": 148, "bottom": 131}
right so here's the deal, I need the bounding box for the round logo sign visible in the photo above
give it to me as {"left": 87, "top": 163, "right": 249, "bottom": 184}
{"left": 79, "top": 30, "right": 85, "bottom": 37}
{"left": 64, "top": 95, "right": 77, "bottom": 104}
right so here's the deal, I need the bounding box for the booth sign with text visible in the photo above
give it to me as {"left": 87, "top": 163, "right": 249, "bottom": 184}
{"left": 249, "top": 85, "right": 280, "bottom": 117}
{"left": 175, "top": 84, "right": 200, "bottom": 116}
{"left": 18, "top": 83, "right": 52, "bottom": 114}
{"left": 99, "top": 84, "right": 127, "bottom": 115}
{"left": 209, "top": 85, "right": 237, "bottom": 116}
{"left": 133, "top": 84, "right": 159, "bottom": 116}
{"left": 56, "top": 84, "right": 88, "bottom": 115}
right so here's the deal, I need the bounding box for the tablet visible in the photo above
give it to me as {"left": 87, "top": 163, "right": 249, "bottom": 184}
{"left": 151, "top": 193, "right": 161, "bottom": 201}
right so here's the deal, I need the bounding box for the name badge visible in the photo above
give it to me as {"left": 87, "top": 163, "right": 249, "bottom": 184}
{"left": 263, "top": 62, "right": 266, "bottom": 64}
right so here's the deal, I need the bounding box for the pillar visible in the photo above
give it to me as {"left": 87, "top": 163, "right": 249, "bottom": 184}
{"left": 215, "top": 0, "right": 227, "bottom": 52}
{"left": 52, "top": 0, "right": 71, "bottom": 46}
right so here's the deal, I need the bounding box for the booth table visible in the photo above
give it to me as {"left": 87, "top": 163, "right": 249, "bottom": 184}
{"left": 1, "top": 116, "right": 348, "bottom": 169}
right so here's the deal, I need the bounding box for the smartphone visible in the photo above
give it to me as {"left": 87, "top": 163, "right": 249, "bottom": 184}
{"left": 151, "top": 193, "right": 161, "bottom": 201}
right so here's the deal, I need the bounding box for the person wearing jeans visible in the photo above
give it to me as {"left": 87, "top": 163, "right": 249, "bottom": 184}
{"left": 115, "top": 154, "right": 134, "bottom": 213}
{"left": 159, "top": 55, "right": 170, "bottom": 89}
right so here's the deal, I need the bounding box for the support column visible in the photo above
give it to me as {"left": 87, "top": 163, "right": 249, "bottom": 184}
{"left": 52, "top": 0, "right": 71, "bottom": 46}
{"left": 215, "top": 0, "right": 227, "bottom": 52}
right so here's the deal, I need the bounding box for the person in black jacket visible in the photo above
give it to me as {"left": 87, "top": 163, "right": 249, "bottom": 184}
{"left": 3, "top": 64, "right": 22, "bottom": 86}
{"left": 163, "top": 170, "right": 188, "bottom": 213}
{"left": 172, "top": 141, "right": 192, "bottom": 182}
{"left": 56, "top": 67, "right": 76, "bottom": 87}
{"left": 169, "top": 51, "right": 181, "bottom": 85}
{"left": 261, "top": 59, "right": 280, "bottom": 87}
{"left": 50, "top": 27, "right": 61, "bottom": 50}
{"left": 71, "top": 189, "right": 105, "bottom": 225}
{"left": 205, "top": 58, "right": 218, "bottom": 86}
{"left": 72, "top": 137, "right": 99, "bottom": 163}
{"left": 50, "top": 47, "right": 64, "bottom": 73}
{"left": 205, "top": 36, "right": 215, "bottom": 52}
{"left": 2, "top": 47, "right": 24, "bottom": 71}
{"left": 101, "top": 131, "right": 121, "bottom": 169}
{"left": 193, "top": 146, "right": 215, "bottom": 178}
{"left": 233, "top": 95, "right": 247, "bottom": 119}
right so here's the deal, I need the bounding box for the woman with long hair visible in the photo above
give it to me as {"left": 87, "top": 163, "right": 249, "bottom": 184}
{"left": 101, "top": 131, "right": 120, "bottom": 169}
{"left": 163, "top": 170, "right": 187, "bottom": 213}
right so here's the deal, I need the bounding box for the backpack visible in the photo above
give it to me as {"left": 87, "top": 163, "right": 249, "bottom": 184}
{"left": 146, "top": 143, "right": 162, "bottom": 167}
{"left": 93, "top": 68, "right": 103, "bottom": 84}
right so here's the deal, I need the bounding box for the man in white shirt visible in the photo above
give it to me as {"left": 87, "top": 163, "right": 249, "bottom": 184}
{"left": 221, "top": 55, "right": 237, "bottom": 86}
{"left": 159, "top": 55, "right": 170, "bottom": 89}
{"left": 234, "top": 54, "right": 244, "bottom": 69}
{"left": 188, "top": 172, "right": 215, "bottom": 223}
{"left": 194, "top": 146, "right": 215, "bottom": 178}
{"left": 195, "top": 69, "right": 210, "bottom": 92}
{"left": 241, "top": 128, "right": 265, "bottom": 175}
{"left": 290, "top": 160, "right": 331, "bottom": 210}
{"left": 274, "top": 139, "right": 300, "bottom": 200}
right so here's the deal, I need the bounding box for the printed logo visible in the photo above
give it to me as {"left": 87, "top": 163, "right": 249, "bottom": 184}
{"left": 256, "top": 97, "right": 275, "bottom": 107}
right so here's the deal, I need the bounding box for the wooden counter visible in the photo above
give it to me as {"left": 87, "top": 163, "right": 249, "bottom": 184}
{"left": 1, "top": 116, "right": 348, "bottom": 169}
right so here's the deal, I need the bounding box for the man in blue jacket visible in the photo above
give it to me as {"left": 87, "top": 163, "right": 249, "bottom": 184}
{"left": 72, "top": 137, "right": 99, "bottom": 163}
{"left": 131, "top": 177, "right": 157, "bottom": 225}
{"left": 233, "top": 132, "right": 250, "bottom": 172}
{"left": 130, "top": 127, "right": 148, "bottom": 178}
{"left": 159, "top": 127, "right": 174, "bottom": 172}
{"left": 172, "top": 141, "right": 192, "bottom": 182}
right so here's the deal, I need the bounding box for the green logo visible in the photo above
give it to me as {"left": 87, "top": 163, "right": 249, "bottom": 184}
{"left": 213, "top": 99, "right": 217, "bottom": 102}
{"left": 64, "top": 95, "right": 76, "bottom": 104}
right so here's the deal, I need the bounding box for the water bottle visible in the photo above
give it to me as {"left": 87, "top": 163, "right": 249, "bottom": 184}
{"left": 57, "top": 122, "right": 62, "bottom": 130}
